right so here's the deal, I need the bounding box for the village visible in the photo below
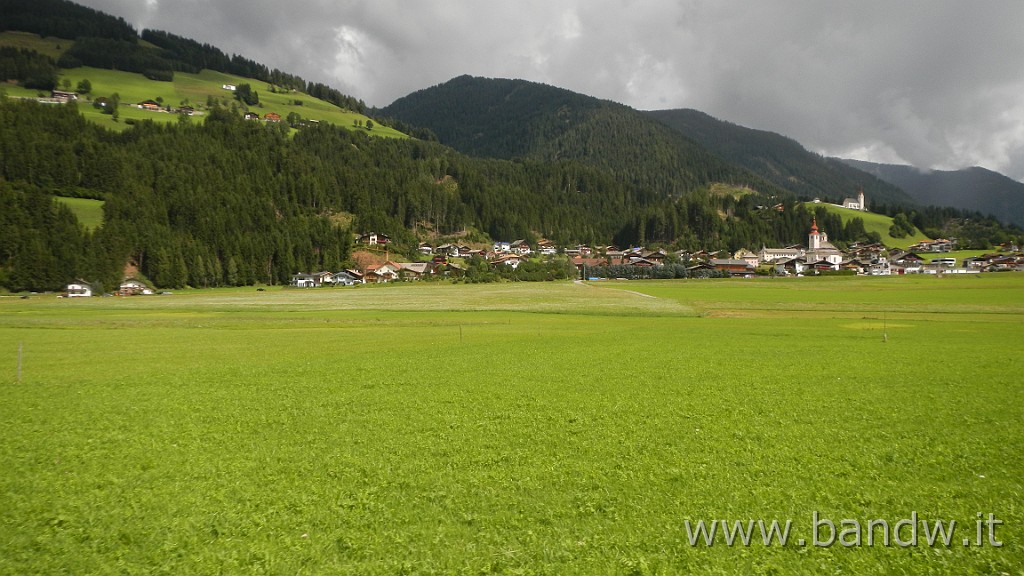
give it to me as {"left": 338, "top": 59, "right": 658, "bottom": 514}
{"left": 277, "top": 221, "right": 1022, "bottom": 288}
{"left": 60, "top": 215, "right": 1024, "bottom": 297}
{"left": 57, "top": 191, "right": 1024, "bottom": 297}
{"left": 280, "top": 191, "right": 1022, "bottom": 287}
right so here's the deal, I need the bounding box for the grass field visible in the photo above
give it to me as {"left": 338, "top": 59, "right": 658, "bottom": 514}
{"left": 1, "top": 276, "right": 1022, "bottom": 574}
{"left": 0, "top": 31, "right": 69, "bottom": 60}
{"left": 31, "top": 66, "right": 404, "bottom": 138}
{"left": 806, "top": 203, "right": 931, "bottom": 249}
{"left": 54, "top": 196, "right": 105, "bottom": 230}
{"left": 56, "top": 67, "right": 407, "bottom": 138}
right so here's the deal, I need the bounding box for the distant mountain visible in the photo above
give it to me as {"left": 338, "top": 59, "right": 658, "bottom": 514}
{"left": 644, "top": 109, "right": 917, "bottom": 208}
{"left": 839, "top": 159, "right": 1024, "bottom": 226}
{"left": 379, "top": 75, "right": 783, "bottom": 199}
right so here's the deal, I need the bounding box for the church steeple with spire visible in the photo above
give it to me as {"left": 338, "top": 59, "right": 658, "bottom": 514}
{"left": 809, "top": 217, "right": 822, "bottom": 250}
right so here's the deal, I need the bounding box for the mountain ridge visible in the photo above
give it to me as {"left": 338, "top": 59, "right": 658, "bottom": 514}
{"left": 379, "top": 75, "right": 782, "bottom": 200}
{"left": 644, "top": 108, "right": 917, "bottom": 208}
{"left": 839, "top": 159, "right": 1024, "bottom": 226}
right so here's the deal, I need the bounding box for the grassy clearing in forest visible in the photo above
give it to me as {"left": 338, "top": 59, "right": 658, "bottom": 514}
{"left": 1, "top": 276, "right": 1022, "bottom": 574}
{"left": 54, "top": 196, "right": 104, "bottom": 230}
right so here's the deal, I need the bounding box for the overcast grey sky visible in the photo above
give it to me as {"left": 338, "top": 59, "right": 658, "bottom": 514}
{"left": 76, "top": 0, "right": 1024, "bottom": 181}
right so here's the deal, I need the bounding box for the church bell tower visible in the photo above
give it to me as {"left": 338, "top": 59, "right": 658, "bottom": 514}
{"left": 809, "top": 218, "right": 822, "bottom": 250}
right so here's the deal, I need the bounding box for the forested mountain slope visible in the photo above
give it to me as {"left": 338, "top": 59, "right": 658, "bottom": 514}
{"left": 840, "top": 159, "right": 1024, "bottom": 227}
{"left": 645, "top": 108, "right": 916, "bottom": 208}
{"left": 379, "top": 75, "right": 782, "bottom": 200}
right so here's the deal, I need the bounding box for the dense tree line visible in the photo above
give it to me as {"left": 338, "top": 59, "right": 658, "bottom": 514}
{"left": 305, "top": 82, "right": 366, "bottom": 114}
{"left": 0, "top": 0, "right": 136, "bottom": 42}
{"left": 872, "top": 203, "right": 1021, "bottom": 249}
{"left": 0, "top": 46, "right": 58, "bottom": 89}
{"left": 57, "top": 37, "right": 174, "bottom": 81}
{"left": 461, "top": 257, "right": 577, "bottom": 283}
{"left": 583, "top": 264, "right": 730, "bottom": 280}
{"left": 0, "top": 181, "right": 117, "bottom": 291}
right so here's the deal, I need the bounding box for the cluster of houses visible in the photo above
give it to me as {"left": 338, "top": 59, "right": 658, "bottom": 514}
{"left": 290, "top": 261, "right": 463, "bottom": 287}
{"left": 740, "top": 221, "right": 1021, "bottom": 276}
{"left": 135, "top": 99, "right": 197, "bottom": 116}
{"left": 62, "top": 279, "right": 155, "bottom": 298}
{"left": 307, "top": 220, "right": 1023, "bottom": 285}
{"left": 42, "top": 90, "right": 201, "bottom": 116}
{"left": 60, "top": 217, "right": 1024, "bottom": 295}
{"left": 243, "top": 111, "right": 291, "bottom": 123}
{"left": 61, "top": 218, "right": 1024, "bottom": 295}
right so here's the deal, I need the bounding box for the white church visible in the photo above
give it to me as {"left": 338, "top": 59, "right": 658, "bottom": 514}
{"left": 759, "top": 217, "right": 844, "bottom": 268}
{"left": 809, "top": 189, "right": 867, "bottom": 211}
{"left": 805, "top": 218, "right": 844, "bottom": 265}
{"left": 841, "top": 189, "right": 867, "bottom": 211}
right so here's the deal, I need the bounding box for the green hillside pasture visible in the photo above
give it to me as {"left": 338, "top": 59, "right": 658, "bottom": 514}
{"left": 1, "top": 277, "right": 1021, "bottom": 574}
{"left": 915, "top": 249, "right": 992, "bottom": 267}
{"left": 806, "top": 202, "right": 931, "bottom": 249}
{"left": 56, "top": 67, "right": 407, "bottom": 137}
{"left": 0, "top": 31, "right": 69, "bottom": 60}
{"left": 0, "top": 84, "right": 48, "bottom": 99}
{"left": 54, "top": 196, "right": 104, "bottom": 230}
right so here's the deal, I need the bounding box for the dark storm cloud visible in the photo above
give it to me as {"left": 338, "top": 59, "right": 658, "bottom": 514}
{"left": 76, "top": 1, "right": 1024, "bottom": 180}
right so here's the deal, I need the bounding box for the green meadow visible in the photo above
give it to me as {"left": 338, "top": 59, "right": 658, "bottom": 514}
{"left": 0, "top": 31, "right": 69, "bottom": 60}
{"left": 805, "top": 203, "right": 932, "bottom": 249}
{"left": 1, "top": 276, "right": 1022, "bottom": 574}
{"left": 54, "top": 196, "right": 105, "bottom": 230}
{"left": 54, "top": 67, "right": 407, "bottom": 137}
{"left": 0, "top": 29, "right": 406, "bottom": 137}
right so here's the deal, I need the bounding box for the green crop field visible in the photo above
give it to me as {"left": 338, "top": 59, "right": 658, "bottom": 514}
{"left": 54, "top": 196, "right": 105, "bottom": 230}
{"left": 805, "top": 203, "right": 932, "bottom": 249}
{"left": 1, "top": 276, "right": 1022, "bottom": 574}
